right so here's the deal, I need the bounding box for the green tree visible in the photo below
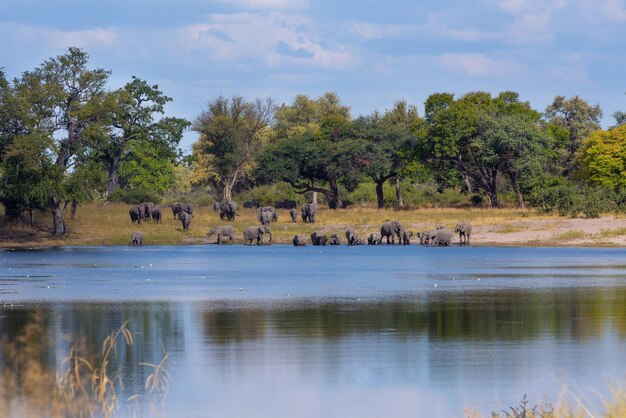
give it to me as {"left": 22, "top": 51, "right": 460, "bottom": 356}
{"left": 100, "top": 77, "right": 189, "bottom": 195}
{"left": 191, "top": 95, "right": 274, "bottom": 200}
{"left": 257, "top": 93, "right": 362, "bottom": 209}
{"left": 418, "top": 91, "right": 548, "bottom": 207}
{"left": 576, "top": 125, "right": 626, "bottom": 190}
{"left": 613, "top": 93, "right": 626, "bottom": 127}
{"left": 544, "top": 95, "right": 602, "bottom": 175}
{"left": 351, "top": 100, "right": 419, "bottom": 208}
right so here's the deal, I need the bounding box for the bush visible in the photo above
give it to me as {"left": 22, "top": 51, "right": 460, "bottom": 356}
{"left": 237, "top": 182, "right": 303, "bottom": 207}
{"left": 107, "top": 189, "right": 162, "bottom": 205}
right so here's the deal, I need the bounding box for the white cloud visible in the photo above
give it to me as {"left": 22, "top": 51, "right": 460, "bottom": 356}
{"left": 348, "top": 21, "right": 417, "bottom": 40}
{"left": 175, "top": 13, "right": 355, "bottom": 69}
{"left": 438, "top": 53, "right": 524, "bottom": 77}
{"left": 492, "top": 0, "right": 567, "bottom": 44}
{"left": 591, "top": 0, "right": 626, "bottom": 22}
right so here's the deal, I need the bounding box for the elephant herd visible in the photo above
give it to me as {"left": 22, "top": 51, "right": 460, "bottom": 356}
{"left": 129, "top": 200, "right": 473, "bottom": 247}
{"left": 291, "top": 221, "right": 472, "bottom": 247}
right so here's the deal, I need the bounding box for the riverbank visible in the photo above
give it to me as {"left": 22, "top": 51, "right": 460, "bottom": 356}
{"left": 2, "top": 203, "right": 626, "bottom": 247}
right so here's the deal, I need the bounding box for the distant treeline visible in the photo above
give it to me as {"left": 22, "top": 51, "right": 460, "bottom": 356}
{"left": 1, "top": 47, "right": 625, "bottom": 235}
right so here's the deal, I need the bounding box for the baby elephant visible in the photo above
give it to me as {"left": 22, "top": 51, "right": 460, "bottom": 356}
{"left": 289, "top": 208, "right": 298, "bottom": 223}
{"left": 292, "top": 234, "right": 307, "bottom": 246}
{"left": 417, "top": 231, "right": 433, "bottom": 245}
{"left": 151, "top": 207, "right": 161, "bottom": 224}
{"left": 455, "top": 221, "right": 472, "bottom": 245}
{"left": 207, "top": 225, "right": 236, "bottom": 244}
{"left": 329, "top": 233, "right": 341, "bottom": 245}
{"left": 130, "top": 231, "right": 144, "bottom": 246}
{"left": 367, "top": 232, "right": 382, "bottom": 245}
{"left": 310, "top": 231, "right": 328, "bottom": 246}
{"left": 400, "top": 229, "right": 413, "bottom": 245}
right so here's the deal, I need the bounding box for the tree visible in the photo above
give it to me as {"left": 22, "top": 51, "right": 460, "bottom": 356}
{"left": 99, "top": 77, "right": 189, "bottom": 195}
{"left": 577, "top": 125, "right": 626, "bottom": 190}
{"left": 544, "top": 95, "right": 602, "bottom": 175}
{"left": 613, "top": 93, "right": 626, "bottom": 127}
{"left": 351, "top": 100, "right": 419, "bottom": 208}
{"left": 191, "top": 96, "right": 274, "bottom": 201}
{"left": 418, "top": 91, "right": 549, "bottom": 207}
{"left": 257, "top": 93, "right": 362, "bottom": 209}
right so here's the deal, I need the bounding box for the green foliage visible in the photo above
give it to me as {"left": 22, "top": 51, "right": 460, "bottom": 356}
{"left": 119, "top": 138, "right": 176, "bottom": 194}
{"left": 576, "top": 125, "right": 626, "bottom": 190}
{"left": 237, "top": 182, "right": 303, "bottom": 207}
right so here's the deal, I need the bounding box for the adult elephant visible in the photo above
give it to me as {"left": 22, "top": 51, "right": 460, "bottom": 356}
{"left": 455, "top": 222, "right": 472, "bottom": 245}
{"left": 380, "top": 221, "right": 403, "bottom": 244}
{"left": 258, "top": 207, "right": 278, "bottom": 225}
{"left": 431, "top": 228, "right": 452, "bottom": 246}
{"left": 130, "top": 231, "right": 144, "bottom": 246}
{"left": 207, "top": 225, "right": 236, "bottom": 244}
{"left": 151, "top": 207, "right": 162, "bottom": 224}
{"left": 170, "top": 203, "right": 183, "bottom": 219}
{"left": 244, "top": 225, "right": 272, "bottom": 245}
{"left": 179, "top": 212, "right": 192, "bottom": 230}
{"left": 310, "top": 231, "right": 328, "bottom": 246}
{"left": 292, "top": 234, "right": 307, "bottom": 246}
{"left": 289, "top": 209, "right": 298, "bottom": 223}
{"left": 219, "top": 200, "right": 238, "bottom": 221}
{"left": 129, "top": 206, "right": 142, "bottom": 224}
{"left": 329, "top": 234, "right": 341, "bottom": 245}
{"left": 301, "top": 203, "right": 318, "bottom": 223}
{"left": 345, "top": 228, "right": 358, "bottom": 245}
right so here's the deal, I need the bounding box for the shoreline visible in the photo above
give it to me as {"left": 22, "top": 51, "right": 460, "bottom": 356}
{"left": 2, "top": 205, "right": 626, "bottom": 248}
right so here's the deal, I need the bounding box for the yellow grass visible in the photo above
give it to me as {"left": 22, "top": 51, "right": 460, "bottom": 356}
{"left": 0, "top": 203, "right": 552, "bottom": 246}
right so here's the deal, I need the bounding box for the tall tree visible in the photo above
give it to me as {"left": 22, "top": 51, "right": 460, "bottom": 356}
{"left": 418, "top": 91, "right": 548, "bottom": 207}
{"left": 544, "top": 95, "right": 602, "bottom": 176}
{"left": 100, "top": 77, "right": 188, "bottom": 195}
{"left": 351, "top": 100, "right": 419, "bottom": 208}
{"left": 191, "top": 96, "right": 274, "bottom": 201}
{"left": 577, "top": 124, "right": 626, "bottom": 190}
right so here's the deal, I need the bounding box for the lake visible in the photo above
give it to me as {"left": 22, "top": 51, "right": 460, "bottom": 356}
{"left": 1, "top": 245, "right": 626, "bottom": 417}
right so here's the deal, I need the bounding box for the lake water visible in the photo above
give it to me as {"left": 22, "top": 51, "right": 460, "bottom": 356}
{"left": 1, "top": 245, "right": 626, "bottom": 417}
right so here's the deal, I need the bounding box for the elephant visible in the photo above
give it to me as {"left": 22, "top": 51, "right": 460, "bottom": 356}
{"left": 301, "top": 203, "right": 318, "bottom": 223}
{"left": 400, "top": 229, "right": 413, "bottom": 245}
{"left": 455, "top": 221, "right": 472, "bottom": 245}
{"left": 289, "top": 208, "right": 298, "bottom": 223}
{"left": 207, "top": 225, "right": 236, "bottom": 244}
{"left": 181, "top": 203, "right": 194, "bottom": 217}
{"left": 129, "top": 206, "right": 142, "bottom": 224}
{"left": 329, "top": 233, "right": 341, "bottom": 245}
{"left": 380, "top": 221, "right": 404, "bottom": 244}
{"left": 244, "top": 225, "right": 272, "bottom": 245}
{"left": 151, "top": 207, "right": 161, "bottom": 224}
{"left": 179, "top": 211, "right": 192, "bottom": 230}
{"left": 292, "top": 234, "right": 307, "bottom": 246}
{"left": 310, "top": 231, "right": 328, "bottom": 246}
{"left": 170, "top": 203, "right": 183, "bottom": 219}
{"left": 431, "top": 228, "right": 452, "bottom": 246}
{"left": 367, "top": 232, "right": 382, "bottom": 245}
{"left": 139, "top": 202, "right": 153, "bottom": 220}
{"left": 345, "top": 228, "right": 358, "bottom": 245}
{"left": 258, "top": 207, "right": 278, "bottom": 225}
{"left": 130, "top": 231, "right": 144, "bottom": 246}
{"left": 417, "top": 231, "right": 433, "bottom": 245}
{"left": 212, "top": 201, "right": 221, "bottom": 212}
{"left": 219, "top": 200, "right": 238, "bottom": 221}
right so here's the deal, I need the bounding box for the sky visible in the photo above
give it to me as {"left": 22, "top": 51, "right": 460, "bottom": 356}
{"left": 1, "top": 0, "right": 625, "bottom": 152}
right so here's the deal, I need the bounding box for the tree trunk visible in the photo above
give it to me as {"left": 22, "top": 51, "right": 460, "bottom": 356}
{"left": 50, "top": 198, "right": 67, "bottom": 236}
{"left": 394, "top": 175, "right": 404, "bottom": 209}
{"left": 312, "top": 181, "right": 318, "bottom": 205}
{"left": 507, "top": 170, "right": 525, "bottom": 209}
{"left": 463, "top": 175, "right": 473, "bottom": 193}
{"left": 485, "top": 191, "right": 498, "bottom": 208}
{"left": 223, "top": 183, "right": 233, "bottom": 201}
{"left": 375, "top": 180, "right": 385, "bottom": 209}
{"left": 28, "top": 207, "right": 35, "bottom": 228}
{"left": 106, "top": 154, "right": 121, "bottom": 196}
{"left": 327, "top": 178, "right": 342, "bottom": 209}
{"left": 71, "top": 200, "right": 79, "bottom": 220}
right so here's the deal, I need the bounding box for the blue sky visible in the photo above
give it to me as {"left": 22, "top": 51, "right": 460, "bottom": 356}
{"left": 1, "top": 0, "right": 624, "bottom": 151}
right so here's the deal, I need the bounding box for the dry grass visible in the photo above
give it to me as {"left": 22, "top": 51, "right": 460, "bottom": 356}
{"left": 549, "top": 230, "right": 589, "bottom": 243}
{"left": 593, "top": 228, "right": 626, "bottom": 238}
{"left": 0, "top": 203, "right": 550, "bottom": 246}
{"left": 0, "top": 315, "right": 169, "bottom": 418}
